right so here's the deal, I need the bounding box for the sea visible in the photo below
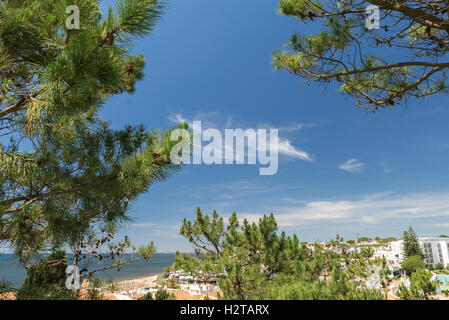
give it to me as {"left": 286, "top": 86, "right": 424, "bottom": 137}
{"left": 0, "top": 253, "right": 176, "bottom": 289}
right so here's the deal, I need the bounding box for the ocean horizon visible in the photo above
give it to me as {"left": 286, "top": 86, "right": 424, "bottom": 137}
{"left": 0, "top": 253, "right": 177, "bottom": 289}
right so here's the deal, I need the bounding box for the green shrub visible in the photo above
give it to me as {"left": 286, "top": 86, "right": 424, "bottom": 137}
{"left": 17, "top": 251, "right": 76, "bottom": 300}
{"left": 154, "top": 289, "right": 175, "bottom": 300}
{"left": 138, "top": 292, "right": 154, "bottom": 300}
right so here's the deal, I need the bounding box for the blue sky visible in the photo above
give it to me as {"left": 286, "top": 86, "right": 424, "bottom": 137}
{"left": 101, "top": 0, "right": 449, "bottom": 251}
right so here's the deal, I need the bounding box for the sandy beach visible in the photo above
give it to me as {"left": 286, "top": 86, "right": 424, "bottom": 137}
{"left": 108, "top": 274, "right": 161, "bottom": 292}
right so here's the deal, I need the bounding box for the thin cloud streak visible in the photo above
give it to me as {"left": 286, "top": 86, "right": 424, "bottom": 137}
{"left": 167, "top": 112, "right": 314, "bottom": 163}
{"left": 339, "top": 158, "right": 365, "bottom": 173}
{"left": 276, "top": 138, "right": 313, "bottom": 162}
{"left": 234, "top": 191, "right": 449, "bottom": 228}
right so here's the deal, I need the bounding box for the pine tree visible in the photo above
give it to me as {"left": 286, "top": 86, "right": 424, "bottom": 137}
{"left": 0, "top": 0, "right": 186, "bottom": 264}
{"left": 397, "top": 267, "right": 437, "bottom": 300}
{"left": 273, "top": 0, "right": 449, "bottom": 110}
{"left": 174, "top": 208, "right": 385, "bottom": 300}
{"left": 402, "top": 255, "right": 425, "bottom": 275}
{"left": 17, "top": 251, "right": 74, "bottom": 300}
{"left": 402, "top": 225, "right": 423, "bottom": 259}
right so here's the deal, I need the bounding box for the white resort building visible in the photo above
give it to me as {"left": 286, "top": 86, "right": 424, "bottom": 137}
{"left": 374, "top": 237, "right": 449, "bottom": 268}
{"left": 420, "top": 237, "right": 449, "bottom": 268}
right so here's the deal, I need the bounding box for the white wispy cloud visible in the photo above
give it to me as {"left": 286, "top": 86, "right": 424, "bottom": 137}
{"left": 167, "top": 112, "right": 314, "bottom": 163}
{"left": 278, "top": 122, "right": 316, "bottom": 132}
{"left": 280, "top": 123, "right": 304, "bottom": 132}
{"left": 168, "top": 113, "right": 190, "bottom": 126}
{"left": 339, "top": 158, "right": 365, "bottom": 173}
{"left": 235, "top": 191, "right": 449, "bottom": 228}
{"left": 276, "top": 138, "right": 313, "bottom": 162}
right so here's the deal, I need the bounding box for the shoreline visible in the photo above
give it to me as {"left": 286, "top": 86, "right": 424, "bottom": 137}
{"left": 109, "top": 272, "right": 162, "bottom": 284}
{"left": 105, "top": 273, "right": 162, "bottom": 292}
{"left": 0, "top": 252, "right": 175, "bottom": 289}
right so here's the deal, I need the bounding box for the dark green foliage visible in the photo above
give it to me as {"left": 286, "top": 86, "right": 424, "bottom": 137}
{"left": 435, "top": 263, "right": 445, "bottom": 271}
{"left": 402, "top": 255, "right": 425, "bottom": 275}
{"left": 0, "top": 0, "right": 186, "bottom": 266}
{"left": 175, "top": 208, "right": 385, "bottom": 300}
{"left": 357, "top": 237, "right": 372, "bottom": 243}
{"left": 137, "top": 289, "right": 175, "bottom": 300}
{"left": 86, "top": 278, "right": 103, "bottom": 300}
{"left": 138, "top": 292, "right": 154, "bottom": 300}
{"left": 17, "top": 251, "right": 75, "bottom": 300}
{"left": 397, "top": 268, "right": 437, "bottom": 300}
{"left": 154, "top": 289, "right": 175, "bottom": 300}
{"left": 402, "top": 226, "right": 423, "bottom": 259}
{"left": 0, "top": 279, "right": 13, "bottom": 294}
{"left": 274, "top": 0, "right": 449, "bottom": 109}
